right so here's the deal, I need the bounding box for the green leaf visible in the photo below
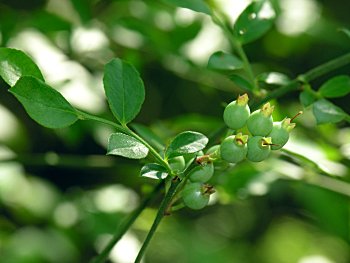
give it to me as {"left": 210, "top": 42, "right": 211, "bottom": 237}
{"left": 0, "top": 47, "right": 44, "bottom": 87}
{"left": 103, "top": 58, "right": 145, "bottom": 125}
{"left": 339, "top": 27, "right": 350, "bottom": 39}
{"left": 9, "top": 76, "right": 78, "bottom": 128}
{"left": 318, "top": 75, "right": 350, "bottom": 98}
{"left": 312, "top": 99, "right": 346, "bottom": 124}
{"left": 161, "top": 0, "right": 211, "bottom": 15}
{"left": 140, "top": 163, "right": 168, "bottom": 180}
{"left": 256, "top": 72, "right": 290, "bottom": 87}
{"left": 233, "top": 0, "right": 276, "bottom": 44}
{"left": 207, "top": 51, "right": 243, "bottom": 71}
{"left": 165, "top": 131, "right": 208, "bottom": 159}
{"left": 229, "top": 74, "right": 254, "bottom": 91}
{"left": 299, "top": 90, "right": 316, "bottom": 107}
{"left": 107, "top": 133, "right": 149, "bottom": 159}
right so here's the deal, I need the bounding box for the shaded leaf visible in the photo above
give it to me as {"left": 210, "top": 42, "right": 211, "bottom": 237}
{"left": 233, "top": 0, "right": 276, "bottom": 44}
{"left": 9, "top": 76, "right": 78, "bottom": 128}
{"left": 299, "top": 90, "right": 316, "bottom": 107}
{"left": 207, "top": 51, "right": 243, "bottom": 71}
{"left": 141, "top": 163, "right": 168, "bottom": 179}
{"left": 229, "top": 74, "right": 254, "bottom": 91}
{"left": 166, "top": 131, "right": 208, "bottom": 159}
{"left": 107, "top": 133, "right": 149, "bottom": 159}
{"left": 312, "top": 99, "right": 346, "bottom": 124}
{"left": 0, "top": 47, "right": 44, "bottom": 87}
{"left": 318, "top": 75, "right": 350, "bottom": 98}
{"left": 131, "top": 123, "right": 165, "bottom": 151}
{"left": 339, "top": 27, "right": 350, "bottom": 39}
{"left": 103, "top": 58, "right": 145, "bottom": 125}
{"left": 161, "top": 0, "right": 211, "bottom": 15}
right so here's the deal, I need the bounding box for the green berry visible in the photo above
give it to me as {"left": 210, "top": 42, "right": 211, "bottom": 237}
{"left": 247, "top": 102, "right": 274, "bottom": 136}
{"left": 205, "top": 145, "right": 229, "bottom": 170}
{"left": 223, "top": 94, "right": 250, "bottom": 130}
{"left": 247, "top": 136, "right": 271, "bottom": 162}
{"left": 182, "top": 182, "right": 212, "bottom": 210}
{"left": 168, "top": 156, "right": 185, "bottom": 173}
{"left": 220, "top": 133, "right": 248, "bottom": 163}
{"left": 189, "top": 162, "right": 214, "bottom": 183}
{"left": 269, "top": 118, "right": 296, "bottom": 150}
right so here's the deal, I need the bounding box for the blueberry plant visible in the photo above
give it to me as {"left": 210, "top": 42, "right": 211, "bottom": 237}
{"left": 1, "top": 0, "right": 350, "bottom": 262}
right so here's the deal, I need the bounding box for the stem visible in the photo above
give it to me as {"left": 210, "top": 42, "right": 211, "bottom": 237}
{"left": 76, "top": 110, "right": 172, "bottom": 173}
{"left": 134, "top": 177, "right": 181, "bottom": 263}
{"left": 252, "top": 52, "right": 350, "bottom": 109}
{"left": 212, "top": 14, "right": 258, "bottom": 93}
{"left": 90, "top": 181, "right": 164, "bottom": 263}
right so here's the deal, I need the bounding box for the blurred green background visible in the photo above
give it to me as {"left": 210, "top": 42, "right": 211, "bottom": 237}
{"left": 0, "top": 0, "right": 349, "bottom": 262}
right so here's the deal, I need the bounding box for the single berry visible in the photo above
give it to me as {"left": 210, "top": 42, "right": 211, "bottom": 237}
{"left": 269, "top": 118, "right": 295, "bottom": 150}
{"left": 189, "top": 162, "right": 214, "bottom": 183}
{"left": 168, "top": 156, "right": 185, "bottom": 174}
{"left": 223, "top": 94, "right": 250, "bottom": 130}
{"left": 220, "top": 133, "right": 248, "bottom": 163}
{"left": 182, "top": 182, "right": 214, "bottom": 210}
{"left": 247, "top": 136, "right": 272, "bottom": 162}
{"left": 247, "top": 102, "right": 274, "bottom": 136}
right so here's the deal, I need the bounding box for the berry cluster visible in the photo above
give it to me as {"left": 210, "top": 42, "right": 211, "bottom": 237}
{"left": 180, "top": 94, "right": 300, "bottom": 210}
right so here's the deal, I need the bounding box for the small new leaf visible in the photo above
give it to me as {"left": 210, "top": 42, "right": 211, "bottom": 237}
{"left": 207, "top": 51, "right": 243, "bottom": 71}
{"left": 0, "top": 47, "right": 44, "bottom": 87}
{"left": 318, "top": 75, "right": 350, "bottom": 98}
{"left": 140, "top": 163, "right": 168, "bottom": 180}
{"left": 166, "top": 131, "right": 208, "bottom": 159}
{"left": 103, "top": 58, "right": 145, "bottom": 125}
{"left": 9, "top": 76, "right": 78, "bottom": 128}
{"left": 107, "top": 133, "right": 149, "bottom": 159}
{"left": 312, "top": 99, "right": 346, "bottom": 124}
{"left": 233, "top": 0, "right": 276, "bottom": 44}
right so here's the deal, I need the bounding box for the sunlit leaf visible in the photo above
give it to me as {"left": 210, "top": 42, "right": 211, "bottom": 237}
{"left": 107, "top": 133, "right": 149, "bottom": 159}
{"left": 9, "top": 76, "right": 78, "bottom": 128}
{"left": 161, "top": 0, "right": 211, "bottom": 15}
{"left": 103, "top": 58, "right": 145, "bottom": 125}
{"left": 256, "top": 72, "right": 290, "bottom": 87}
{"left": 312, "top": 99, "right": 346, "bottom": 124}
{"left": 165, "top": 131, "right": 208, "bottom": 159}
{"left": 140, "top": 163, "right": 168, "bottom": 179}
{"left": 318, "top": 75, "right": 350, "bottom": 98}
{"left": 233, "top": 0, "right": 276, "bottom": 44}
{"left": 0, "top": 47, "right": 44, "bottom": 87}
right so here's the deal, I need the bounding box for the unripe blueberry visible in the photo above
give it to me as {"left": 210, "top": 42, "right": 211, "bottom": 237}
{"left": 205, "top": 145, "right": 229, "bottom": 170}
{"left": 269, "top": 118, "right": 296, "bottom": 150}
{"left": 220, "top": 133, "right": 248, "bottom": 163}
{"left": 247, "top": 102, "right": 274, "bottom": 136}
{"left": 189, "top": 162, "right": 214, "bottom": 183}
{"left": 247, "top": 136, "right": 272, "bottom": 162}
{"left": 182, "top": 182, "right": 213, "bottom": 210}
{"left": 168, "top": 156, "right": 185, "bottom": 173}
{"left": 223, "top": 94, "right": 250, "bottom": 130}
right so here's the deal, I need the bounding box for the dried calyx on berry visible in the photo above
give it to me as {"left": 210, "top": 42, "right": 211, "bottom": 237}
{"left": 223, "top": 93, "right": 250, "bottom": 130}
{"left": 247, "top": 136, "right": 272, "bottom": 162}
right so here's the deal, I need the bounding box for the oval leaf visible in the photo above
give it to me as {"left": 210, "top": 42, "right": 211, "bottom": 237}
{"left": 233, "top": 0, "right": 276, "bottom": 44}
{"left": 140, "top": 163, "right": 168, "bottom": 180}
{"left": 229, "top": 74, "right": 254, "bottom": 92}
{"left": 299, "top": 90, "right": 316, "bottom": 108}
{"left": 166, "top": 131, "right": 208, "bottom": 159}
{"left": 318, "top": 75, "right": 350, "bottom": 98}
{"left": 312, "top": 99, "right": 346, "bottom": 124}
{"left": 9, "top": 76, "right": 78, "bottom": 128}
{"left": 161, "top": 0, "right": 211, "bottom": 15}
{"left": 107, "top": 133, "right": 149, "bottom": 159}
{"left": 208, "top": 51, "right": 243, "bottom": 71}
{"left": 0, "top": 47, "right": 44, "bottom": 87}
{"left": 256, "top": 72, "right": 290, "bottom": 87}
{"left": 103, "top": 58, "right": 145, "bottom": 125}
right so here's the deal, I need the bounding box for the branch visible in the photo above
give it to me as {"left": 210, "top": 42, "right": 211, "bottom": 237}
{"left": 90, "top": 181, "right": 164, "bottom": 263}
